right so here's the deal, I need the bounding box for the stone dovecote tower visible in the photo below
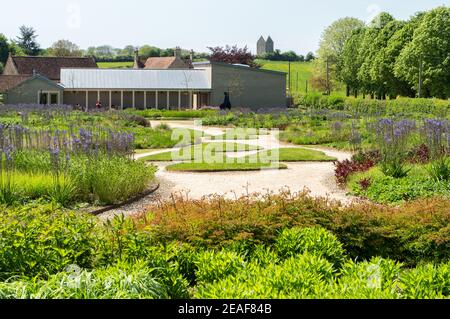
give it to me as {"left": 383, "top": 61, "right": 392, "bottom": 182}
{"left": 265, "top": 36, "right": 274, "bottom": 54}
{"left": 257, "top": 36, "right": 267, "bottom": 56}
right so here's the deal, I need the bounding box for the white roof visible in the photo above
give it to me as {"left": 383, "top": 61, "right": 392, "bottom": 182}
{"left": 60, "top": 68, "right": 211, "bottom": 90}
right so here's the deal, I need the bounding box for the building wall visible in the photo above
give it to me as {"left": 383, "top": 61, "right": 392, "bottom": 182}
{"left": 5, "top": 77, "right": 63, "bottom": 104}
{"left": 257, "top": 38, "right": 267, "bottom": 56}
{"left": 210, "top": 64, "right": 286, "bottom": 110}
{"left": 265, "top": 38, "right": 274, "bottom": 54}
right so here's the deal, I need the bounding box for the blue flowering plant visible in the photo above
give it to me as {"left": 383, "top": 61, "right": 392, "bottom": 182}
{"left": 422, "top": 119, "right": 450, "bottom": 181}
{"left": 373, "top": 119, "right": 416, "bottom": 178}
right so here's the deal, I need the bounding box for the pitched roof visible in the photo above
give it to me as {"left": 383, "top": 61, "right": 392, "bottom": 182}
{"left": 9, "top": 56, "right": 97, "bottom": 80}
{"left": 60, "top": 68, "right": 211, "bottom": 90}
{"left": 144, "top": 57, "right": 190, "bottom": 69}
{"left": 0, "top": 75, "right": 31, "bottom": 92}
{"left": 144, "top": 57, "right": 176, "bottom": 69}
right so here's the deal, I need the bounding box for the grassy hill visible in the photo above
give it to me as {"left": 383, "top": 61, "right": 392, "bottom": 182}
{"left": 97, "top": 59, "right": 316, "bottom": 95}
{"left": 257, "top": 60, "right": 315, "bottom": 94}
{"left": 97, "top": 62, "right": 134, "bottom": 69}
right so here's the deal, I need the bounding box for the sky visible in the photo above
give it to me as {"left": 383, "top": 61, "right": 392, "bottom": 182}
{"left": 0, "top": 0, "right": 448, "bottom": 54}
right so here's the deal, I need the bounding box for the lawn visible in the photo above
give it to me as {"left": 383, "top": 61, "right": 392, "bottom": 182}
{"left": 257, "top": 60, "right": 314, "bottom": 95}
{"left": 97, "top": 62, "right": 134, "bottom": 69}
{"left": 247, "top": 148, "right": 337, "bottom": 162}
{"left": 166, "top": 161, "right": 287, "bottom": 172}
{"left": 139, "top": 143, "right": 262, "bottom": 162}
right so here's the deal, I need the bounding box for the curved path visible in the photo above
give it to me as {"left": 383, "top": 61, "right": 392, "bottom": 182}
{"left": 99, "top": 120, "right": 353, "bottom": 219}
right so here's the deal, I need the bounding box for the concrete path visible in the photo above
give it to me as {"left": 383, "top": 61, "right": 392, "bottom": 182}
{"left": 141, "top": 120, "right": 353, "bottom": 201}
{"left": 99, "top": 120, "right": 354, "bottom": 219}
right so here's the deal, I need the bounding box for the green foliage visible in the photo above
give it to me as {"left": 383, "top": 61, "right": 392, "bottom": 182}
{"left": 126, "top": 109, "right": 218, "bottom": 120}
{"left": 349, "top": 166, "right": 450, "bottom": 203}
{"left": 0, "top": 205, "right": 99, "bottom": 280}
{"left": 194, "top": 253, "right": 336, "bottom": 299}
{"left": 69, "top": 155, "right": 155, "bottom": 205}
{"left": 296, "top": 93, "right": 449, "bottom": 117}
{"left": 337, "top": 7, "right": 450, "bottom": 99}
{"left": 428, "top": 158, "right": 450, "bottom": 182}
{"left": 0, "top": 261, "right": 168, "bottom": 299}
{"left": 142, "top": 191, "right": 450, "bottom": 267}
{"left": 400, "top": 263, "right": 450, "bottom": 299}
{"left": 194, "top": 250, "right": 246, "bottom": 284}
{"left": 395, "top": 7, "right": 450, "bottom": 98}
{"left": 275, "top": 227, "right": 346, "bottom": 266}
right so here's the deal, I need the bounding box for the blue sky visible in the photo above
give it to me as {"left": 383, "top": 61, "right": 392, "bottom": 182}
{"left": 0, "top": 0, "right": 448, "bottom": 54}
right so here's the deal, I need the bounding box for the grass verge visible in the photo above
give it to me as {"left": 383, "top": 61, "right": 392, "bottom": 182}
{"left": 165, "top": 161, "right": 287, "bottom": 172}
{"left": 139, "top": 143, "right": 262, "bottom": 162}
{"left": 247, "top": 148, "right": 337, "bottom": 162}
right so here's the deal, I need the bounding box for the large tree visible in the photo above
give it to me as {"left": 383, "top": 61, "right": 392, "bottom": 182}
{"left": 15, "top": 25, "right": 40, "bottom": 56}
{"left": 120, "top": 45, "right": 136, "bottom": 57}
{"left": 208, "top": 45, "right": 258, "bottom": 67}
{"left": 139, "top": 45, "right": 161, "bottom": 58}
{"left": 0, "top": 33, "right": 24, "bottom": 66}
{"left": 0, "top": 34, "right": 10, "bottom": 65}
{"left": 357, "top": 12, "right": 395, "bottom": 98}
{"left": 395, "top": 6, "right": 450, "bottom": 98}
{"left": 315, "top": 17, "right": 364, "bottom": 94}
{"left": 368, "top": 19, "right": 405, "bottom": 99}
{"left": 317, "top": 17, "right": 365, "bottom": 61}
{"left": 47, "top": 39, "right": 83, "bottom": 57}
{"left": 337, "top": 28, "right": 365, "bottom": 96}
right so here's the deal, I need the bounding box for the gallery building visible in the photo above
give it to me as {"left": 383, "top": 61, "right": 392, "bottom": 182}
{"left": 0, "top": 52, "right": 287, "bottom": 110}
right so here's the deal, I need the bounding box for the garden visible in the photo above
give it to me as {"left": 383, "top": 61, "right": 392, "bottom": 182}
{"left": 0, "top": 100, "right": 449, "bottom": 299}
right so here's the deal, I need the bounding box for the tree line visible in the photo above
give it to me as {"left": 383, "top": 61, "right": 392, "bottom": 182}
{"left": 0, "top": 26, "right": 210, "bottom": 71}
{"left": 259, "top": 50, "right": 316, "bottom": 62}
{"left": 314, "top": 6, "right": 450, "bottom": 99}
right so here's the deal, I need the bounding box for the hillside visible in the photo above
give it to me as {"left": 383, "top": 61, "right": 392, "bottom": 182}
{"left": 257, "top": 60, "right": 315, "bottom": 94}
{"left": 97, "top": 60, "right": 316, "bottom": 95}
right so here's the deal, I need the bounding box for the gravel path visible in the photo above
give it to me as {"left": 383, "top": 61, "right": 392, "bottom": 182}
{"left": 98, "top": 120, "right": 354, "bottom": 219}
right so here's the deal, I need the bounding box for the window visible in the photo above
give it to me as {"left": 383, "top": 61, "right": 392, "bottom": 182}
{"left": 39, "top": 92, "right": 48, "bottom": 105}
{"left": 50, "top": 93, "right": 58, "bottom": 104}
{"left": 38, "top": 91, "right": 59, "bottom": 105}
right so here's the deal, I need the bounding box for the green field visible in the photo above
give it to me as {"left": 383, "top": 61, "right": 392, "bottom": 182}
{"left": 97, "top": 62, "right": 134, "bottom": 69}
{"left": 257, "top": 60, "right": 315, "bottom": 94}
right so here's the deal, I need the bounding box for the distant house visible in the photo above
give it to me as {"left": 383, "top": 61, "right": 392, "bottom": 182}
{"left": 2, "top": 54, "right": 97, "bottom": 81}
{"left": 133, "top": 47, "right": 192, "bottom": 70}
{"left": 1, "top": 52, "right": 287, "bottom": 110}
{"left": 0, "top": 55, "right": 97, "bottom": 105}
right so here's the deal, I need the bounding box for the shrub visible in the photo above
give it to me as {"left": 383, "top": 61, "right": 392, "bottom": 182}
{"left": 122, "top": 114, "right": 151, "bottom": 127}
{"left": 0, "top": 261, "right": 169, "bottom": 299}
{"left": 69, "top": 155, "right": 155, "bottom": 204}
{"left": 194, "top": 253, "right": 335, "bottom": 299}
{"left": 400, "top": 263, "right": 450, "bottom": 299}
{"left": 428, "top": 157, "right": 450, "bottom": 182}
{"left": 0, "top": 205, "right": 99, "bottom": 280}
{"left": 194, "top": 250, "right": 246, "bottom": 284}
{"left": 327, "top": 258, "right": 402, "bottom": 299}
{"left": 275, "top": 227, "right": 346, "bottom": 266}
{"left": 135, "top": 192, "right": 450, "bottom": 266}
{"left": 296, "top": 93, "right": 450, "bottom": 117}
{"left": 349, "top": 166, "right": 450, "bottom": 203}
{"left": 335, "top": 151, "right": 379, "bottom": 185}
